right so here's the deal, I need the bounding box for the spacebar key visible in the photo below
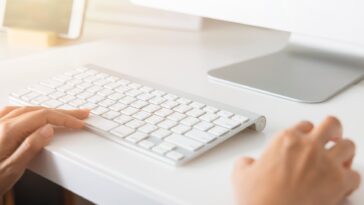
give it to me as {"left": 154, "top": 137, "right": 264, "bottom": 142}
{"left": 85, "top": 115, "right": 119, "bottom": 132}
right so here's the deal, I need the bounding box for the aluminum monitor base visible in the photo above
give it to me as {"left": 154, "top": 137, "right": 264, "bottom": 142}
{"left": 208, "top": 35, "right": 364, "bottom": 103}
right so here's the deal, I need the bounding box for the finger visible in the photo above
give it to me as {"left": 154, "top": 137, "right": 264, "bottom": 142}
{"left": 0, "top": 106, "right": 20, "bottom": 118}
{"left": 292, "top": 121, "right": 314, "bottom": 134}
{"left": 2, "top": 106, "right": 89, "bottom": 120}
{"left": 328, "top": 139, "right": 355, "bottom": 166}
{"left": 344, "top": 170, "right": 361, "bottom": 196}
{"left": 235, "top": 157, "right": 255, "bottom": 170}
{"left": 5, "top": 124, "right": 54, "bottom": 171}
{"left": 1, "top": 106, "right": 44, "bottom": 120}
{"left": 7, "top": 109, "right": 87, "bottom": 141}
{"left": 311, "top": 116, "right": 343, "bottom": 145}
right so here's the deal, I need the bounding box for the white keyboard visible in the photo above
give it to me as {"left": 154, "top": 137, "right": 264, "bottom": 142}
{"left": 9, "top": 64, "right": 266, "bottom": 166}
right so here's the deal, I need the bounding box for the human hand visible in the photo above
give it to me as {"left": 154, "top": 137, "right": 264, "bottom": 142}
{"left": 232, "top": 117, "right": 361, "bottom": 205}
{"left": 0, "top": 106, "right": 89, "bottom": 197}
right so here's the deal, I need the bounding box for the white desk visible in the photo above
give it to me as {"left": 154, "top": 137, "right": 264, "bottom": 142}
{"left": 0, "top": 20, "right": 363, "bottom": 205}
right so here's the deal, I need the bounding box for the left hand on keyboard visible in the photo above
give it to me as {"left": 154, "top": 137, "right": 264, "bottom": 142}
{"left": 0, "top": 106, "right": 89, "bottom": 197}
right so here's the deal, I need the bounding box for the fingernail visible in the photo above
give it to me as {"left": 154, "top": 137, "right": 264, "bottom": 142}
{"left": 40, "top": 124, "right": 54, "bottom": 137}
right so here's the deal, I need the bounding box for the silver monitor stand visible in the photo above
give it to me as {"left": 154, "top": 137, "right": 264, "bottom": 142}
{"left": 208, "top": 34, "right": 364, "bottom": 103}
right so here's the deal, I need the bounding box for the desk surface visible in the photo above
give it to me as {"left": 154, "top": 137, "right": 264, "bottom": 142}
{"left": 0, "top": 20, "right": 363, "bottom": 205}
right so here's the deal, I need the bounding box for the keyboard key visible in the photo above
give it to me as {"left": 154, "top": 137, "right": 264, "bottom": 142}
{"left": 149, "top": 96, "right": 166, "bottom": 105}
{"left": 11, "top": 89, "right": 30, "bottom": 97}
{"left": 80, "top": 102, "right": 97, "bottom": 110}
{"left": 130, "top": 100, "right": 148, "bottom": 109}
{"left": 125, "top": 89, "right": 143, "bottom": 97}
{"left": 98, "top": 88, "right": 114, "bottom": 96}
{"left": 159, "top": 142, "right": 176, "bottom": 151}
{"left": 145, "top": 115, "right": 164, "bottom": 125}
{"left": 152, "top": 145, "right": 169, "bottom": 155}
{"left": 142, "top": 104, "right": 160, "bottom": 113}
{"left": 22, "top": 91, "right": 40, "bottom": 101}
{"left": 139, "top": 86, "right": 154, "bottom": 93}
{"left": 137, "top": 93, "right": 154, "bottom": 101}
{"left": 167, "top": 112, "right": 186, "bottom": 122}
{"left": 199, "top": 113, "right": 218, "bottom": 122}
{"left": 194, "top": 121, "right": 214, "bottom": 131}
{"left": 138, "top": 140, "right": 155, "bottom": 149}
{"left": 190, "top": 102, "right": 205, "bottom": 109}
{"left": 69, "top": 99, "right": 86, "bottom": 107}
{"left": 151, "top": 90, "right": 165, "bottom": 96}
{"left": 121, "top": 107, "right": 138, "bottom": 116}
{"left": 115, "top": 86, "right": 130, "bottom": 93}
{"left": 208, "top": 126, "right": 229, "bottom": 137}
{"left": 77, "top": 91, "right": 94, "bottom": 99}
{"left": 203, "top": 106, "right": 219, "bottom": 113}
{"left": 110, "top": 125, "right": 135, "bottom": 138}
{"left": 164, "top": 94, "right": 178, "bottom": 101}
{"left": 125, "top": 119, "right": 145, "bottom": 129}
{"left": 213, "top": 117, "right": 241, "bottom": 129}
{"left": 86, "top": 115, "right": 119, "bottom": 132}
{"left": 41, "top": 99, "right": 62, "bottom": 108}
{"left": 91, "top": 106, "right": 109, "bottom": 115}
{"left": 102, "top": 110, "right": 120, "bottom": 120}
{"left": 59, "top": 95, "right": 75, "bottom": 103}
{"left": 87, "top": 95, "right": 104, "bottom": 103}
{"left": 119, "top": 96, "right": 136, "bottom": 105}
{"left": 138, "top": 124, "right": 157, "bottom": 134}
{"left": 231, "top": 114, "right": 249, "bottom": 123}
{"left": 165, "top": 134, "right": 203, "bottom": 152}
{"left": 77, "top": 82, "right": 92, "bottom": 89}
{"left": 108, "top": 93, "right": 124, "bottom": 101}
{"left": 31, "top": 95, "right": 49, "bottom": 104}
{"left": 49, "top": 91, "right": 66, "bottom": 99}
{"left": 185, "top": 129, "right": 216, "bottom": 143}
{"left": 180, "top": 117, "right": 200, "bottom": 126}
{"left": 151, "top": 129, "right": 171, "bottom": 139}
{"left": 171, "top": 124, "right": 191, "bottom": 134}
{"left": 126, "top": 132, "right": 148, "bottom": 143}
{"left": 109, "top": 103, "right": 127, "bottom": 111}
{"left": 133, "top": 111, "right": 151, "bottom": 120}
{"left": 87, "top": 85, "right": 103, "bottom": 93}
{"left": 29, "top": 84, "right": 54, "bottom": 95}
{"left": 158, "top": 119, "right": 177, "bottom": 130}
{"left": 186, "top": 109, "right": 205, "bottom": 118}
{"left": 155, "top": 108, "right": 173, "bottom": 117}
{"left": 104, "top": 82, "right": 122, "bottom": 89}
{"left": 217, "top": 110, "right": 233, "bottom": 118}
{"left": 176, "top": 98, "right": 191, "bottom": 105}
{"left": 173, "top": 104, "right": 192, "bottom": 113}
{"left": 98, "top": 99, "right": 116, "bottom": 107}
{"left": 114, "top": 115, "right": 132, "bottom": 124}
{"left": 161, "top": 100, "right": 179, "bottom": 109}
{"left": 57, "top": 84, "right": 74, "bottom": 92}
{"left": 166, "top": 151, "right": 184, "bottom": 161}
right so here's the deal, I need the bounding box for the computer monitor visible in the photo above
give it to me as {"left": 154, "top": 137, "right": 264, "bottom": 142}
{"left": 132, "top": 0, "right": 364, "bottom": 103}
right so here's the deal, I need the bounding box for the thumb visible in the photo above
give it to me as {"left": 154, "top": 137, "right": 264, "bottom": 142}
{"left": 6, "top": 124, "right": 54, "bottom": 170}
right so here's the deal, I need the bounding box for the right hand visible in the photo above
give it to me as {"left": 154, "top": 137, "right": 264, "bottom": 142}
{"left": 0, "top": 106, "right": 89, "bottom": 197}
{"left": 232, "top": 117, "right": 361, "bottom": 205}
